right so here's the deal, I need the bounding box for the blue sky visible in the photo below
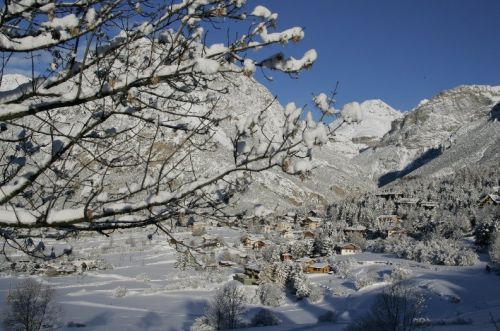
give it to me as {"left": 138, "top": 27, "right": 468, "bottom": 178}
{"left": 5, "top": 1, "right": 499, "bottom": 114}
{"left": 251, "top": 0, "right": 500, "bottom": 112}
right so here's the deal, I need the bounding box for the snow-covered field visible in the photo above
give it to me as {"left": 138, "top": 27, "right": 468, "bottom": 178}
{"left": 1, "top": 227, "right": 499, "bottom": 331}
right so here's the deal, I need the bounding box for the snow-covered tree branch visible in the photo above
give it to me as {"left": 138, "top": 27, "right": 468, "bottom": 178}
{"left": 0, "top": 0, "right": 343, "bottom": 259}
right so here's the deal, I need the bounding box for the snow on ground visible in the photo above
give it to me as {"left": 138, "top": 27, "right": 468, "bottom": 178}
{"left": 1, "top": 230, "right": 500, "bottom": 331}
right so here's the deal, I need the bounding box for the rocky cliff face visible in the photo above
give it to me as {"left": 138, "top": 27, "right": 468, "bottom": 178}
{"left": 353, "top": 85, "right": 500, "bottom": 185}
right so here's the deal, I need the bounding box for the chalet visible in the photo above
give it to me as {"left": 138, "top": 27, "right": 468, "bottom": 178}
{"left": 241, "top": 234, "right": 265, "bottom": 248}
{"left": 302, "top": 216, "right": 322, "bottom": 231}
{"left": 280, "top": 252, "right": 292, "bottom": 262}
{"left": 305, "top": 262, "right": 331, "bottom": 274}
{"left": 376, "top": 215, "right": 401, "bottom": 231}
{"left": 252, "top": 240, "right": 267, "bottom": 250}
{"left": 335, "top": 243, "right": 362, "bottom": 255}
{"left": 280, "top": 229, "right": 295, "bottom": 239}
{"left": 480, "top": 194, "right": 500, "bottom": 207}
{"left": 387, "top": 226, "right": 407, "bottom": 237}
{"left": 344, "top": 225, "right": 367, "bottom": 237}
{"left": 276, "top": 220, "right": 293, "bottom": 232}
{"left": 262, "top": 224, "right": 273, "bottom": 233}
{"left": 303, "top": 230, "right": 315, "bottom": 239}
{"left": 234, "top": 264, "right": 260, "bottom": 285}
{"left": 395, "top": 197, "right": 420, "bottom": 206}
{"left": 376, "top": 191, "right": 403, "bottom": 201}
{"left": 419, "top": 201, "right": 439, "bottom": 210}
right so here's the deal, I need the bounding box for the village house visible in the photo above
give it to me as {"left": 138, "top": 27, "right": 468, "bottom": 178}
{"left": 304, "top": 262, "right": 331, "bottom": 274}
{"left": 262, "top": 224, "right": 273, "bottom": 233}
{"left": 234, "top": 264, "right": 260, "bottom": 285}
{"left": 480, "top": 194, "right": 500, "bottom": 207}
{"left": 335, "top": 243, "right": 362, "bottom": 255}
{"left": 280, "top": 252, "right": 292, "bottom": 262}
{"left": 241, "top": 234, "right": 265, "bottom": 249}
{"left": 252, "top": 239, "right": 267, "bottom": 250}
{"left": 280, "top": 229, "right": 295, "bottom": 239}
{"left": 387, "top": 226, "right": 408, "bottom": 237}
{"left": 419, "top": 201, "right": 439, "bottom": 210}
{"left": 376, "top": 191, "right": 404, "bottom": 201}
{"left": 302, "top": 216, "right": 322, "bottom": 231}
{"left": 276, "top": 219, "right": 293, "bottom": 232}
{"left": 375, "top": 215, "right": 401, "bottom": 231}
{"left": 303, "top": 230, "right": 315, "bottom": 239}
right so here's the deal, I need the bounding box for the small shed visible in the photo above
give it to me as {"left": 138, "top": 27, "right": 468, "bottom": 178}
{"left": 387, "top": 226, "right": 407, "bottom": 237}
{"left": 335, "top": 243, "right": 362, "bottom": 255}
{"left": 302, "top": 216, "right": 322, "bottom": 231}
{"left": 376, "top": 191, "right": 403, "bottom": 201}
{"left": 253, "top": 240, "right": 267, "bottom": 250}
{"left": 419, "top": 201, "right": 439, "bottom": 210}
{"left": 303, "top": 230, "right": 315, "bottom": 239}
{"left": 480, "top": 194, "right": 500, "bottom": 207}
{"left": 376, "top": 215, "right": 400, "bottom": 231}
{"left": 305, "top": 262, "right": 331, "bottom": 274}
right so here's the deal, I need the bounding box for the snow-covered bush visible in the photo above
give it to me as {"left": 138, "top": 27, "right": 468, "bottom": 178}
{"left": 353, "top": 272, "right": 379, "bottom": 290}
{"left": 384, "top": 266, "right": 413, "bottom": 283}
{"left": 258, "top": 283, "right": 285, "bottom": 307}
{"left": 205, "top": 281, "right": 246, "bottom": 330}
{"left": 328, "top": 258, "right": 354, "bottom": 278}
{"left": 250, "top": 308, "right": 281, "bottom": 327}
{"left": 290, "top": 240, "right": 314, "bottom": 259}
{"left": 190, "top": 316, "right": 215, "bottom": 331}
{"left": 136, "top": 273, "right": 151, "bottom": 282}
{"left": 2, "top": 279, "right": 62, "bottom": 331}
{"left": 308, "top": 286, "right": 324, "bottom": 303}
{"left": 113, "top": 287, "right": 128, "bottom": 298}
{"left": 346, "top": 283, "right": 426, "bottom": 331}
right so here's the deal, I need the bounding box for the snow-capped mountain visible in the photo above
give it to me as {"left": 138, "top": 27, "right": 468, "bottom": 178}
{"left": 329, "top": 99, "right": 402, "bottom": 158}
{"left": 354, "top": 85, "right": 500, "bottom": 185}
{"left": 2, "top": 69, "right": 498, "bottom": 210}
{"left": 0, "top": 74, "right": 30, "bottom": 92}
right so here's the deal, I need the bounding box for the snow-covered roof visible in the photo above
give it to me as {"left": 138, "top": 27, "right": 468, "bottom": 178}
{"left": 488, "top": 194, "right": 500, "bottom": 203}
{"left": 304, "top": 216, "right": 322, "bottom": 223}
{"left": 396, "top": 198, "right": 420, "bottom": 204}
{"left": 345, "top": 225, "right": 366, "bottom": 231}
{"left": 297, "top": 257, "right": 314, "bottom": 263}
{"left": 310, "top": 262, "right": 330, "bottom": 269}
{"left": 341, "top": 243, "right": 361, "bottom": 250}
